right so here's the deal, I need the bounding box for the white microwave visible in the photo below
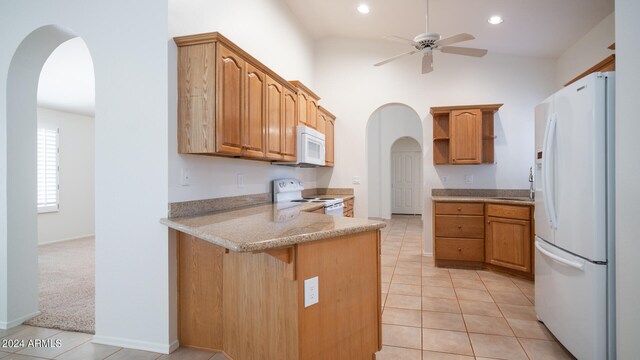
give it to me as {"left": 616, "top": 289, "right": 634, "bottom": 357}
{"left": 274, "top": 125, "right": 325, "bottom": 167}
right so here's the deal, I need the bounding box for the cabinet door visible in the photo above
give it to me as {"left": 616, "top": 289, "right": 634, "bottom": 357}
{"left": 216, "top": 44, "right": 244, "bottom": 155}
{"left": 282, "top": 88, "right": 297, "bottom": 161}
{"left": 298, "top": 92, "right": 308, "bottom": 126}
{"left": 265, "top": 76, "right": 283, "bottom": 160}
{"left": 325, "top": 119, "right": 334, "bottom": 166}
{"left": 177, "top": 43, "right": 215, "bottom": 154}
{"left": 450, "top": 109, "right": 482, "bottom": 164}
{"left": 308, "top": 98, "right": 318, "bottom": 128}
{"left": 243, "top": 62, "right": 266, "bottom": 158}
{"left": 486, "top": 216, "right": 532, "bottom": 273}
{"left": 316, "top": 111, "right": 327, "bottom": 135}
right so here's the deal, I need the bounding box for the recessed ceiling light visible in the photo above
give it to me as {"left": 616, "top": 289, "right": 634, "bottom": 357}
{"left": 357, "top": 4, "right": 370, "bottom": 14}
{"left": 488, "top": 15, "right": 503, "bottom": 25}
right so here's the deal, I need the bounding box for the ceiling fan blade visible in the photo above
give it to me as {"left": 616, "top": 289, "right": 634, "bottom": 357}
{"left": 383, "top": 35, "right": 417, "bottom": 45}
{"left": 440, "top": 46, "right": 488, "bottom": 57}
{"left": 374, "top": 50, "right": 419, "bottom": 67}
{"left": 422, "top": 52, "right": 433, "bottom": 74}
{"left": 434, "top": 33, "right": 475, "bottom": 47}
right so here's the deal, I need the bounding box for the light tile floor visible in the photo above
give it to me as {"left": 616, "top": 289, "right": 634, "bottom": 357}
{"left": 1, "top": 214, "right": 575, "bottom": 360}
{"left": 377, "top": 214, "right": 575, "bottom": 360}
{"left": 0, "top": 324, "right": 228, "bottom": 359}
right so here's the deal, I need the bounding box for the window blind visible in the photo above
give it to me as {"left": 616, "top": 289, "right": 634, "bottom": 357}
{"left": 37, "top": 128, "right": 59, "bottom": 213}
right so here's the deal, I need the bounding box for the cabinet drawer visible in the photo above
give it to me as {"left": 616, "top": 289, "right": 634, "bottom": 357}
{"left": 487, "top": 204, "right": 530, "bottom": 220}
{"left": 435, "top": 202, "right": 484, "bottom": 216}
{"left": 435, "top": 238, "right": 484, "bottom": 261}
{"left": 435, "top": 215, "right": 484, "bottom": 238}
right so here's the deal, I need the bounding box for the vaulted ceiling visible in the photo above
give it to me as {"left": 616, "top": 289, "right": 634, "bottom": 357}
{"left": 283, "top": 0, "right": 614, "bottom": 58}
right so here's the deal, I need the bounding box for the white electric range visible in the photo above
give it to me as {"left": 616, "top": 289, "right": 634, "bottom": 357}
{"left": 273, "top": 178, "right": 344, "bottom": 216}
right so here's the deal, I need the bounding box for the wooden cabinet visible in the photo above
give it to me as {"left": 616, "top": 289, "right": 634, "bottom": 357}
{"left": 290, "top": 81, "right": 320, "bottom": 129}
{"left": 434, "top": 202, "right": 485, "bottom": 263}
{"left": 485, "top": 204, "right": 532, "bottom": 273}
{"left": 431, "top": 104, "right": 502, "bottom": 165}
{"left": 433, "top": 200, "right": 534, "bottom": 277}
{"left": 175, "top": 32, "right": 298, "bottom": 161}
{"left": 177, "top": 230, "right": 381, "bottom": 359}
{"left": 344, "top": 198, "right": 354, "bottom": 217}
{"left": 319, "top": 106, "right": 336, "bottom": 167}
{"left": 243, "top": 62, "right": 266, "bottom": 158}
{"left": 265, "top": 76, "right": 298, "bottom": 161}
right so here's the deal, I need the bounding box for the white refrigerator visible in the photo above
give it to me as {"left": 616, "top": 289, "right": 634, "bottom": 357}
{"left": 534, "top": 72, "right": 615, "bottom": 360}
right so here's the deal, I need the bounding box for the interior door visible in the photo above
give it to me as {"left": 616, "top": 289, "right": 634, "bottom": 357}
{"left": 391, "top": 151, "right": 421, "bottom": 214}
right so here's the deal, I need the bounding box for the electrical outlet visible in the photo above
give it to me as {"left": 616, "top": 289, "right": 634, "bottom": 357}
{"left": 304, "top": 276, "right": 319, "bottom": 307}
{"left": 464, "top": 174, "right": 474, "bottom": 184}
{"left": 441, "top": 176, "right": 449, "bottom": 183}
{"left": 237, "top": 174, "right": 244, "bottom": 189}
{"left": 180, "top": 169, "right": 190, "bottom": 186}
{"left": 352, "top": 176, "right": 361, "bottom": 185}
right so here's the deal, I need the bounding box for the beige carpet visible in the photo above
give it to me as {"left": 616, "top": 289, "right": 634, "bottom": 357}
{"left": 24, "top": 237, "right": 95, "bottom": 334}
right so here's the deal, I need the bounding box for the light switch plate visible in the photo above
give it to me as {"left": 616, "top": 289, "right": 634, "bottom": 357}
{"left": 352, "top": 176, "right": 361, "bottom": 185}
{"left": 180, "top": 169, "right": 190, "bottom": 186}
{"left": 304, "top": 276, "right": 319, "bottom": 307}
{"left": 464, "top": 174, "right": 474, "bottom": 184}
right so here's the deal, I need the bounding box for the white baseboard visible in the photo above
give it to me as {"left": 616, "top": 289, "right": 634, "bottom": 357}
{"left": 39, "top": 234, "right": 95, "bottom": 245}
{"left": 0, "top": 311, "right": 41, "bottom": 329}
{"left": 92, "top": 335, "right": 179, "bottom": 354}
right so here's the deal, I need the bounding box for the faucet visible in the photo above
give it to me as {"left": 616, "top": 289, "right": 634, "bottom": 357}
{"left": 529, "top": 167, "right": 535, "bottom": 200}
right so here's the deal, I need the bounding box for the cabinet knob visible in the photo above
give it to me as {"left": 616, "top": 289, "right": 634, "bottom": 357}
{"left": 458, "top": 248, "right": 462, "bottom": 251}
{"left": 457, "top": 225, "right": 462, "bottom": 229}
{"left": 457, "top": 207, "right": 462, "bottom": 211}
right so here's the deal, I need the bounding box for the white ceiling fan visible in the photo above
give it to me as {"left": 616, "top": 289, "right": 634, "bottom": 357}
{"left": 374, "top": 0, "right": 488, "bottom": 74}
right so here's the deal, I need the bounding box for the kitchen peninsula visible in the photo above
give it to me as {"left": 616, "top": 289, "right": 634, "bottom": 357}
{"left": 161, "top": 199, "right": 385, "bottom": 360}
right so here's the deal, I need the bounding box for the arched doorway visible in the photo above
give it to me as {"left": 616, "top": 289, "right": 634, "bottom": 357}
{"left": 366, "top": 103, "right": 424, "bottom": 219}
{"left": 3, "top": 25, "right": 95, "bottom": 331}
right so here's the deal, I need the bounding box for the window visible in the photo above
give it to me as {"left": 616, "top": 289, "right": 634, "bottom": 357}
{"left": 37, "top": 128, "right": 59, "bottom": 213}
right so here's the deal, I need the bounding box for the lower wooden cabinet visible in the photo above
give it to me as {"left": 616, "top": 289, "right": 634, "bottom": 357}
{"left": 485, "top": 203, "right": 532, "bottom": 273}
{"left": 343, "top": 198, "right": 354, "bottom": 217}
{"left": 433, "top": 201, "right": 534, "bottom": 277}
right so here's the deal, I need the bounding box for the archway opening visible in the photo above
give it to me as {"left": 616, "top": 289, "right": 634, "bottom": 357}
{"left": 4, "top": 25, "right": 95, "bottom": 333}
{"left": 366, "top": 103, "right": 424, "bottom": 220}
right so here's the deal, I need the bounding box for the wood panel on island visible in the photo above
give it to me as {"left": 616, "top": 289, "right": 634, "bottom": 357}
{"left": 433, "top": 201, "right": 534, "bottom": 279}
{"left": 431, "top": 104, "right": 502, "bottom": 165}
{"left": 177, "top": 229, "right": 381, "bottom": 359}
{"left": 174, "top": 32, "right": 336, "bottom": 166}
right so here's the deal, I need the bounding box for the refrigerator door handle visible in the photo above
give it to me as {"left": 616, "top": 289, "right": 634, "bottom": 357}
{"left": 543, "top": 114, "right": 558, "bottom": 229}
{"left": 536, "top": 241, "right": 584, "bottom": 271}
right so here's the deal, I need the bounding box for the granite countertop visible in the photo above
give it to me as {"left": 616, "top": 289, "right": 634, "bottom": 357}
{"left": 161, "top": 200, "right": 384, "bottom": 252}
{"left": 431, "top": 195, "right": 534, "bottom": 206}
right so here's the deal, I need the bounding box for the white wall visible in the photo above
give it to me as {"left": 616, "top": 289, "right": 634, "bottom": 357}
{"left": 367, "top": 104, "right": 423, "bottom": 219}
{"left": 314, "top": 38, "right": 557, "bottom": 254}
{"left": 0, "top": 0, "right": 171, "bottom": 353}
{"left": 614, "top": 1, "right": 640, "bottom": 357}
{"left": 37, "top": 108, "right": 94, "bottom": 244}
{"left": 556, "top": 12, "right": 615, "bottom": 88}
{"left": 168, "top": 0, "right": 318, "bottom": 203}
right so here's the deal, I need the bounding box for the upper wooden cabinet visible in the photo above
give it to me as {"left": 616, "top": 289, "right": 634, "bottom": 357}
{"left": 431, "top": 104, "right": 502, "bottom": 165}
{"left": 290, "top": 81, "right": 320, "bottom": 129}
{"left": 319, "top": 106, "right": 336, "bottom": 167}
{"left": 175, "top": 32, "right": 298, "bottom": 160}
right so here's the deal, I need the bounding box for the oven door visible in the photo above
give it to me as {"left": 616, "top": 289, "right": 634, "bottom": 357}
{"left": 324, "top": 202, "right": 344, "bottom": 216}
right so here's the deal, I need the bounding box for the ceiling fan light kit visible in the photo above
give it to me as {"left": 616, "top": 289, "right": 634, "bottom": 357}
{"left": 374, "top": 0, "right": 489, "bottom": 74}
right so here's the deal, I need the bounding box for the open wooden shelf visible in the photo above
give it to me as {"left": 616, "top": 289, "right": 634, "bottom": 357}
{"left": 431, "top": 104, "right": 502, "bottom": 165}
